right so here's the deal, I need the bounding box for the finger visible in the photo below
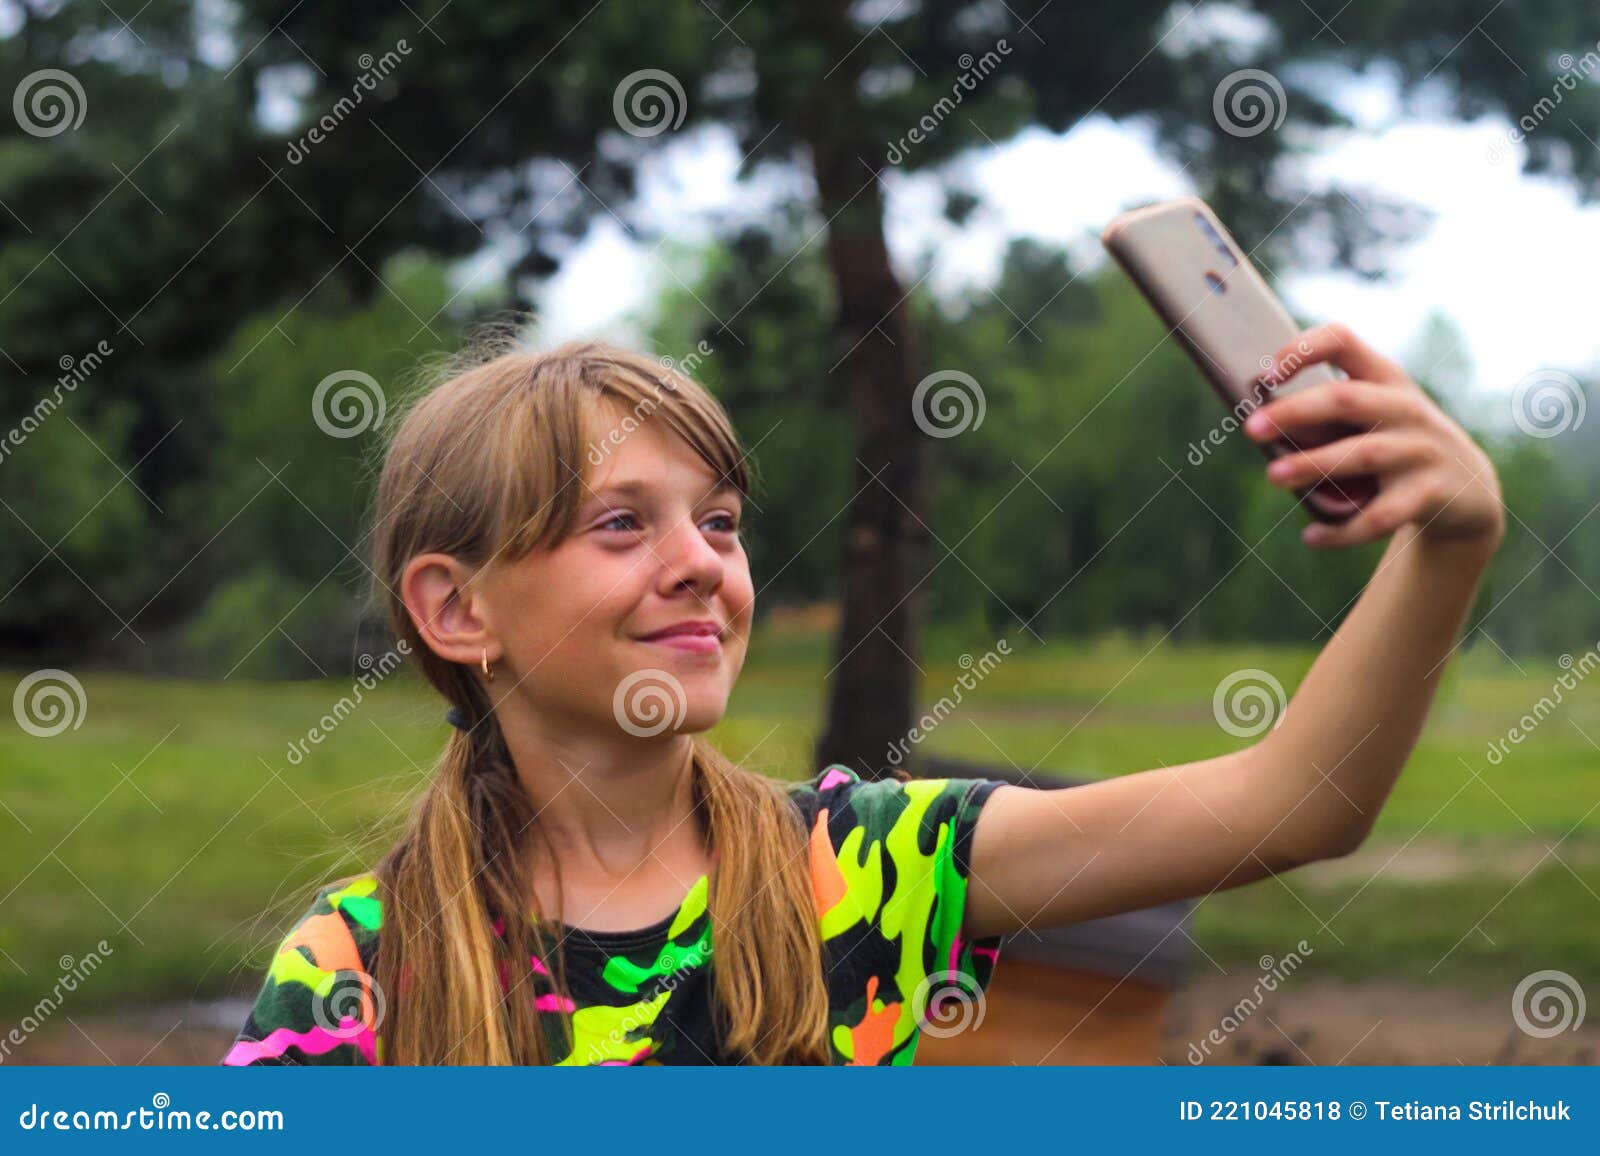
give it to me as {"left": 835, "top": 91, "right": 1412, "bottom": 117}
{"left": 1301, "top": 483, "right": 1425, "bottom": 549}
{"left": 1263, "top": 322, "right": 1409, "bottom": 388}
{"left": 1265, "top": 431, "right": 1434, "bottom": 490}
{"left": 1244, "top": 379, "right": 1427, "bottom": 443}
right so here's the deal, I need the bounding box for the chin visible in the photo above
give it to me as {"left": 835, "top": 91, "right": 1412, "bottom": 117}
{"left": 675, "top": 696, "right": 729, "bottom": 734}
{"left": 608, "top": 667, "right": 730, "bottom": 738}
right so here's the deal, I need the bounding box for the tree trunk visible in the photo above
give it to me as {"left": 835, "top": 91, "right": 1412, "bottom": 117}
{"left": 801, "top": 2, "right": 930, "bottom": 780}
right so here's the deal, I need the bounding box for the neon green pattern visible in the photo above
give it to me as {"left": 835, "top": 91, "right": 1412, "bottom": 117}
{"left": 222, "top": 765, "right": 1005, "bottom": 1066}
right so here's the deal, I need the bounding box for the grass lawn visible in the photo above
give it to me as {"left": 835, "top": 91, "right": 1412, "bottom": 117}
{"left": 1, "top": 623, "right": 1596, "bottom": 1019}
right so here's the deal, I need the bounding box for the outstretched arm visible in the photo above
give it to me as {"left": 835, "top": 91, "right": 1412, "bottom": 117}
{"left": 962, "top": 323, "right": 1505, "bottom": 940}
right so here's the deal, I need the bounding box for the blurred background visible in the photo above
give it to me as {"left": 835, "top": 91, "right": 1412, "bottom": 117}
{"left": 2, "top": 0, "right": 1598, "bottom": 1065}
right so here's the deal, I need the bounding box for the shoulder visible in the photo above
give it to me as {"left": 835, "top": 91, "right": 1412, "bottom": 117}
{"left": 790, "top": 764, "right": 1010, "bottom": 1060}
{"left": 787, "top": 764, "right": 1006, "bottom": 924}
{"left": 787, "top": 764, "right": 1004, "bottom": 859}
{"left": 220, "top": 872, "right": 384, "bottom": 1066}
{"left": 287, "top": 872, "right": 384, "bottom": 969}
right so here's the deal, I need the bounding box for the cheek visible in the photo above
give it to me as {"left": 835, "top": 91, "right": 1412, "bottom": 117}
{"left": 502, "top": 550, "right": 644, "bottom": 654}
{"left": 726, "top": 556, "right": 755, "bottom": 624}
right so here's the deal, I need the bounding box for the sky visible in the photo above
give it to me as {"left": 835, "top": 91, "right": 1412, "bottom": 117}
{"left": 527, "top": 65, "right": 1600, "bottom": 413}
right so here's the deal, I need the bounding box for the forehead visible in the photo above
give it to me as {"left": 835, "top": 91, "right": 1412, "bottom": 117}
{"left": 581, "top": 398, "right": 736, "bottom": 505}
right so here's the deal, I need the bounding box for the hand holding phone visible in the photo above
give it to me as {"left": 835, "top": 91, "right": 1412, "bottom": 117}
{"left": 1101, "top": 196, "right": 1378, "bottom": 523}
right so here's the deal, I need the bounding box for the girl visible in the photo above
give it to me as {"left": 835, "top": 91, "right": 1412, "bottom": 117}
{"left": 222, "top": 321, "right": 1503, "bottom": 1066}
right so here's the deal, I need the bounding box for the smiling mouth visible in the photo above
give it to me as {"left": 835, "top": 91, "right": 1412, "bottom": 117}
{"left": 636, "top": 633, "right": 722, "bottom": 655}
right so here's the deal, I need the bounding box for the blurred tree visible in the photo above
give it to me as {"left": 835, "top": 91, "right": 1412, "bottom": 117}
{"left": 5, "top": 1, "right": 1600, "bottom": 772}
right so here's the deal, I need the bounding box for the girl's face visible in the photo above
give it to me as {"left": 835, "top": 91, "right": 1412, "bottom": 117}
{"left": 477, "top": 400, "right": 754, "bottom": 739}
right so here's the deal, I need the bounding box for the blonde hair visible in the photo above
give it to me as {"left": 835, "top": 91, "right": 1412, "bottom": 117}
{"left": 366, "top": 328, "right": 830, "bottom": 1064}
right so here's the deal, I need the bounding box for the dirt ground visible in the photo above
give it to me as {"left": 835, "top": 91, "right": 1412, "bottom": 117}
{"left": 1161, "top": 975, "right": 1599, "bottom": 1066}
{"left": 7, "top": 976, "right": 1596, "bottom": 1065}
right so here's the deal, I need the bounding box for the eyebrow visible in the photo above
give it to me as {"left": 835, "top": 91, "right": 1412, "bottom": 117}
{"left": 583, "top": 479, "right": 740, "bottom": 504}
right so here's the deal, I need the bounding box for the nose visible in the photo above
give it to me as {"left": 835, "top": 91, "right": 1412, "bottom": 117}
{"left": 654, "top": 512, "right": 724, "bottom": 598}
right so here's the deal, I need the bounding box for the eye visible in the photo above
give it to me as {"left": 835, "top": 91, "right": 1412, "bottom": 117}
{"left": 597, "top": 511, "right": 639, "bottom": 532}
{"left": 703, "top": 512, "right": 741, "bottom": 534}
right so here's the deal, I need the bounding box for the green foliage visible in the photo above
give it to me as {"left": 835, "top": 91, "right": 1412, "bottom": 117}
{"left": 170, "top": 255, "right": 464, "bottom": 676}
{"left": 642, "top": 224, "right": 1598, "bottom": 658}
{"left": 5, "top": 1, "right": 1600, "bottom": 669}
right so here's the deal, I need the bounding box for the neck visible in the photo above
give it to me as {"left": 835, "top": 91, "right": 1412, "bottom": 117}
{"left": 493, "top": 704, "right": 704, "bottom": 880}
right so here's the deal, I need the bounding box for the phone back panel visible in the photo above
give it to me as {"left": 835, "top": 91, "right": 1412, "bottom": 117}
{"left": 1102, "top": 197, "right": 1337, "bottom": 411}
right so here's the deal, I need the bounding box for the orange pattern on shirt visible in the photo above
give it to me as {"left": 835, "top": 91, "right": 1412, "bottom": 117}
{"left": 284, "top": 911, "right": 374, "bottom": 1028}
{"left": 843, "top": 975, "right": 901, "bottom": 1066}
{"left": 809, "top": 808, "right": 849, "bottom": 919}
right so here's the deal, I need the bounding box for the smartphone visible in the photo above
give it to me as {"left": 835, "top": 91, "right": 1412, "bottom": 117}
{"left": 1101, "top": 196, "right": 1376, "bottom": 523}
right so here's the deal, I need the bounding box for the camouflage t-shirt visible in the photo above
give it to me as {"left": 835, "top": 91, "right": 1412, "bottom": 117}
{"left": 221, "top": 764, "right": 1006, "bottom": 1066}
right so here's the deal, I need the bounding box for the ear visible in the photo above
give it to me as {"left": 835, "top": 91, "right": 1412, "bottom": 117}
{"left": 400, "top": 552, "right": 497, "bottom": 668}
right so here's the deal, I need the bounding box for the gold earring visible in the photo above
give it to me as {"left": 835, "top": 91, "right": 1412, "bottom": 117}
{"left": 482, "top": 647, "right": 494, "bottom": 682}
